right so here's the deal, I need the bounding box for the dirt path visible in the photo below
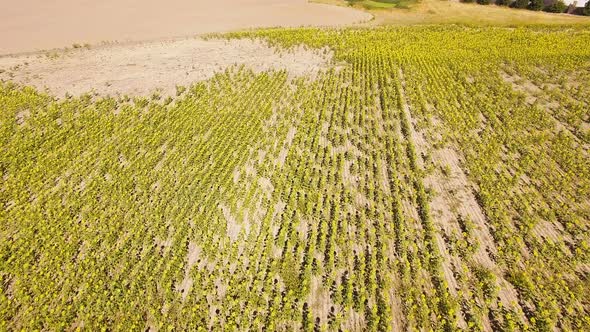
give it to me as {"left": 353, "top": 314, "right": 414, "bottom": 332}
{"left": 0, "top": 0, "right": 371, "bottom": 55}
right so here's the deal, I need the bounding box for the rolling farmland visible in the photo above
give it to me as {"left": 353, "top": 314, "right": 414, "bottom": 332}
{"left": 1, "top": 25, "right": 590, "bottom": 331}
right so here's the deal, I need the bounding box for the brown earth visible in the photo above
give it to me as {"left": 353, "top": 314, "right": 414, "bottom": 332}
{"left": 0, "top": 1, "right": 368, "bottom": 97}
{"left": 0, "top": 0, "right": 371, "bottom": 55}
{"left": 0, "top": 38, "right": 334, "bottom": 97}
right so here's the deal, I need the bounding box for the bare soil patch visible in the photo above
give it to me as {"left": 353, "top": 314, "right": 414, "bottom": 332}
{"left": 0, "top": 38, "right": 333, "bottom": 97}
{"left": 0, "top": 0, "right": 370, "bottom": 55}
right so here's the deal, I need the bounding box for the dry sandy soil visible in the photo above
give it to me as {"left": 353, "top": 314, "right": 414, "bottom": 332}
{"left": 0, "top": 0, "right": 368, "bottom": 97}
{"left": 0, "top": 0, "right": 370, "bottom": 55}
{"left": 0, "top": 38, "right": 334, "bottom": 97}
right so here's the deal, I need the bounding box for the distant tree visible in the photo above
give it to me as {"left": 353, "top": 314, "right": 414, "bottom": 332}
{"left": 478, "top": 0, "right": 491, "bottom": 5}
{"left": 529, "top": 0, "right": 544, "bottom": 10}
{"left": 496, "top": 0, "right": 511, "bottom": 5}
{"left": 584, "top": 1, "right": 590, "bottom": 15}
{"left": 346, "top": 0, "right": 364, "bottom": 5}
{"left": 462, "top": 0, "right": 476, "bottom": 3}
{"left": 545, "top": 0, "right": 567, "bottom": 12}
{"left": 514, "top": 0, "right": 529, "bottom": 8}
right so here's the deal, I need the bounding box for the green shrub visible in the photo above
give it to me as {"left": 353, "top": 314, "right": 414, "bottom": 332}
{"left": 545, "top": 0, "right": 567, "bottom": 12}
{"left": 529, "top": 0, "right": 544, "bottom": 10}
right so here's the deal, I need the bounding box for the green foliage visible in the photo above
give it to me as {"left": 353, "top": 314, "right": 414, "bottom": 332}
{"left": 347, "top": 0, "right": 418, "bottom": 9}
{"left": 584, "top": 0, "right": 590, "bottom": 15}
{"left": 529, "top": 0, "right": 544, "bottom": 10}
{"left": 2, "top": 25, "right": 590, "bottom": 331}
{"left": 545, "top": 0, "right": 567, "bottom": 12}
{"left": 514, "top": 0, "right": 530, "bottom": 8}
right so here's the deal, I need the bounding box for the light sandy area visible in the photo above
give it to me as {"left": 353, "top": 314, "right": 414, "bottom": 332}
{"left": 0, "top": 0, "right": 371, "bottom": 55}
{"left": 0, "top": 38, "right": 334, "bottom": 97}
